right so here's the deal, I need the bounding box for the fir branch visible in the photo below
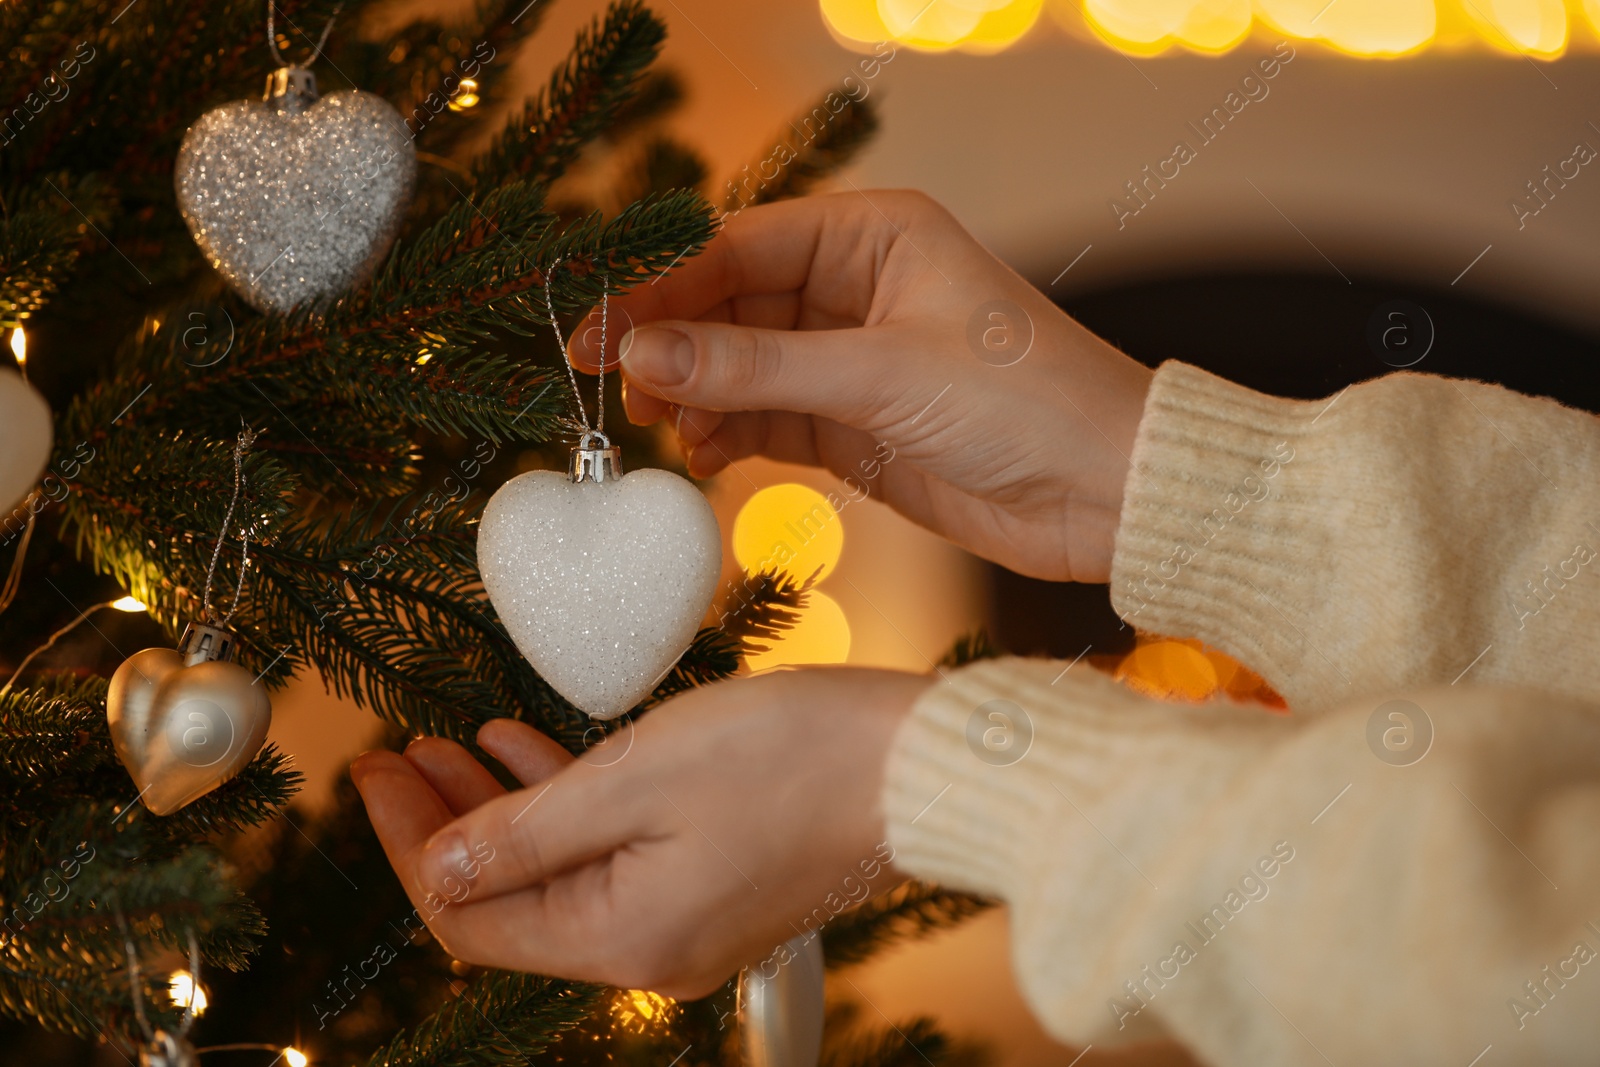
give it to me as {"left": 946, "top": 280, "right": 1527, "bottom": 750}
{"left": 0, "top": 796, "right": 274, "bottom": 1047}
{"left": 251, "top": 496, "right": 578, "bottom": 742}
{"left": 602, "top": 69, "right": 685, "bottom": 142}
{"left": 649, "top": 626, "right": 740, "bottom": 705}
{"left": 0, "top": 175, "right": 108, "bottom": 326}
{"left": 0, "top": 680, "right": 299, "bottom": 840}
{"left": 716, "top": 568, "right": 811, "bottom": 654}
{"left": 59, "top": 186, "right": 715, "bottom": 462}
{"left": 54, "top": 424, "right": 595, "bottom": 748}
{"left": 365, "top": 0, "right": 553, "bottom": 160}
{"left": 0, "top": 682, "right": 104, "bottom": 780}
{"left": 56, "top": 432, "right": 298, "bottom": 645}
{"left": 938, "top": 629, "right": 999, "bottom": 669}
{"left": 359, "top": 972, "right": 601, "bottom": 1067}
{"left": 473, "top": 0, "right": 666, "bottom": 189}
{"left": 616, "top": 136, "right": 710, "bottom": 207}
{"left": 646, "top": 568, "right": 810, "bottom": 705}
{"left": 0, "top": 680, "right": 294, "bottom": 1047}
{"left": 161, "top": 744, "right": 304, "bottom": 839}
{"left": 823, "top": 1018, "right": 954, "bottom": 1067}
{"left": 821, "top": 882, "right": 993, "bottom": 969}
{"left": 725, "top": 94, "right": 880, "bottom": 211}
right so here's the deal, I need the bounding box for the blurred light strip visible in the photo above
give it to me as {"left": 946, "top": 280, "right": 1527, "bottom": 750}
{"left": 820, "top": 0, "right": 1591, "bottom": 56}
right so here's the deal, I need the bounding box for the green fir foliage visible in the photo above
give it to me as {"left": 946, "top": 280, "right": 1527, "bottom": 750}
{"left": 0, "top": 1, "right": 975, "bottom": 1063}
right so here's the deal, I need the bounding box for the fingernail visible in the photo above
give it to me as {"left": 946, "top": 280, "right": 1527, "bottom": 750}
{"left": 418, "top": 831, "right": 470, "bottom": 895}
{"left": 621, "top": 327, "right": 693, "bottom": 387}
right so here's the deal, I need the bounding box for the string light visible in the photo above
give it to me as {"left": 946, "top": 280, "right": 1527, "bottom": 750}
{"left": 168, "top": 970, "right": 208, "bottom": 1015}
{"left": 610, "top": 988, "right": 676, "bottom": 1033}
{"left": 111, "top": 596, "right": 148, "bottom": 612}
{"left": 448, "top": 78, "right": 480, "bottom": 111}
{"left": 1, "top": 599, "right": 127, "bottom": 696}
{"left": 818, "top": 0, "right": 1594, "bottom": 56}
{"left": 10, "top": 327, "right": 25, "bottom": 367}
{"left": 193, "top": 1044, "right": 311, "bottom": 1065}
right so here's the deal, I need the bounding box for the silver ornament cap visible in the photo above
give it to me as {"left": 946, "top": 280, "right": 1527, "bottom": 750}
{"left": 568, "top": 432, "right": 623, "bottom": 484}
{"left": 177, "top": 620, "right": 241, "bottom": 665}
{"left": 264, "top": 65, "right": 318, "bottom": 114}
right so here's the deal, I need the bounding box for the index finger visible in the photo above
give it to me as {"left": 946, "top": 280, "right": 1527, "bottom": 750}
{"left": 351, "top": 751, "right": 457, "bottom": 903}
{"left": 569, "top": 192, "right": 886, "bottom": 371}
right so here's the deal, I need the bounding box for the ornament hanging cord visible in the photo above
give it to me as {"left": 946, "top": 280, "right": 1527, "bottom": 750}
{"left": 201, "top": 428, "right": 259, "bottom": 628}
{"left": 266, "top": 1, "right": 345, "bottom": 66}
{"left": 542, "top": 260, "right": 611, "bottom": 446}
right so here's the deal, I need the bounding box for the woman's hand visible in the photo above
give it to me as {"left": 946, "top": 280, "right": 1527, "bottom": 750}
{"left": 351, "top": 668, "right": 930, "bottom": 999}
{"left": 571, "top": 190, "right": 1153, "bottom": 583}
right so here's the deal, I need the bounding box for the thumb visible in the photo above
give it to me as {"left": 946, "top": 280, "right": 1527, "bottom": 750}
{"left": 411, "top": 763, "right": 641, "bottom": 903}
{"left": 619, "top": 321, "right": 901, "bottom": 424}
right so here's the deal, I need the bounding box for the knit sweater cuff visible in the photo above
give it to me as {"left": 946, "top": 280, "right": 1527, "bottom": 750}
{"left": 1108, "top": 361, "right": 1333, "bottom": 698}
{"left": 882, "top": 657, "right": 1286, "bottom": 1036}
{"left": 880, "top": 660, "right": 1066, "bottom": 902}
{"left": 882, "top": 656, "right": 1274, "bottom": 905}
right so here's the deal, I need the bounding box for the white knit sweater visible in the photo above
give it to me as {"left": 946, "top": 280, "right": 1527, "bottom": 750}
{"left": 883, "top": 362, "right": 1600, "bottom": 1066}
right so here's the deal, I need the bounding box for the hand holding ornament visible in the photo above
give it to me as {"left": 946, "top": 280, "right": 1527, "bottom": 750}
{"left": 351, "top": 667, "right": 924, "bottom": 999}
{"left": 570, "top": 191, "right": 1156, "bottom": 585}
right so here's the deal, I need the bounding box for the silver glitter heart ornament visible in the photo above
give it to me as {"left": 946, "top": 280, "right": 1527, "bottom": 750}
{"left": 477, "top": 444, "right": 721, "bottom": 720}
{"left": 107, "top": 624, "right": 272, "bottom": 816}
{"left": 175, "top": 67, "right": 415, "bottom": 314}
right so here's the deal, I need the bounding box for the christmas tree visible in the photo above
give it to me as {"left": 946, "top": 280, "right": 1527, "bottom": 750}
{"left": 0, "top": 1, "right": 985, "bottom": 1063}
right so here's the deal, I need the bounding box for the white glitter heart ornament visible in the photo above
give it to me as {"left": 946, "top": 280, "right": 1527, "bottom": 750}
{"left": 0, "top": 368, "right": 52, "bottom": 514}
{"left": 175, "top": 67, "right": 415, "bottom": 314}
{"left": 478, "top": 449, "right": 721, "bottom": 720}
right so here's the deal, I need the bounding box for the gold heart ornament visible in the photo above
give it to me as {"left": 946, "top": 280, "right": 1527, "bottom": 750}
{"left": 107, "top": 623, "right": 272, "bottom": 816}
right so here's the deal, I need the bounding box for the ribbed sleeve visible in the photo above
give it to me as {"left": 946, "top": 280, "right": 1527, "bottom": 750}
{"left": 1109, "top": 362, "right": 1600, "bottom": 714}
{"left": 886, "top": 663, "right": 1600, "bottom": 1064}
{"left": 881, "top": 364, "right": 1600, "bottom": 1064}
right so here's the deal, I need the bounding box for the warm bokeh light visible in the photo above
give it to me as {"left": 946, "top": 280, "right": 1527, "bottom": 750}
{"left": 168, "top": 971, "right": 207, "bottom": 1014}
{"left": 611, "top": 988, "right": 677, "bottom": 1033}
{"left": 283, "top": 1048, "right": 309, "bottom": 1067}
{"left": 9, "top": 327, "right": 24, "bottom": 366}
{"left": 1083, "top": 0, "right": 1251, "bottom": 54}
{"left": 111, "top": 596, "right": 148, "bottom": 612}
{"left": 732, "top": 483, "right": 844, "bottom": 583}
{"left": 1458, "top": 0, "right": 1568, "bottom": 55}
{"left": 822, "top": 0, "right": 1041, "bottom": 52}
{"left": 1255, "top": 0, "right": 1435, "bottom": 54}
{"left": 821, "top": 0, "right": 1592, "bottom": 56}
{"left": 1115, "top": 639, "right": 1218, "bottom": 701}
{"left": 448, "top": 77, "right": 480, "bottom": 111}
{"left": 745, "top": 589, "right": 852, "bottom": 670}
{"left": 1115, "top": 636, "right": 1285, "bottom": 707}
